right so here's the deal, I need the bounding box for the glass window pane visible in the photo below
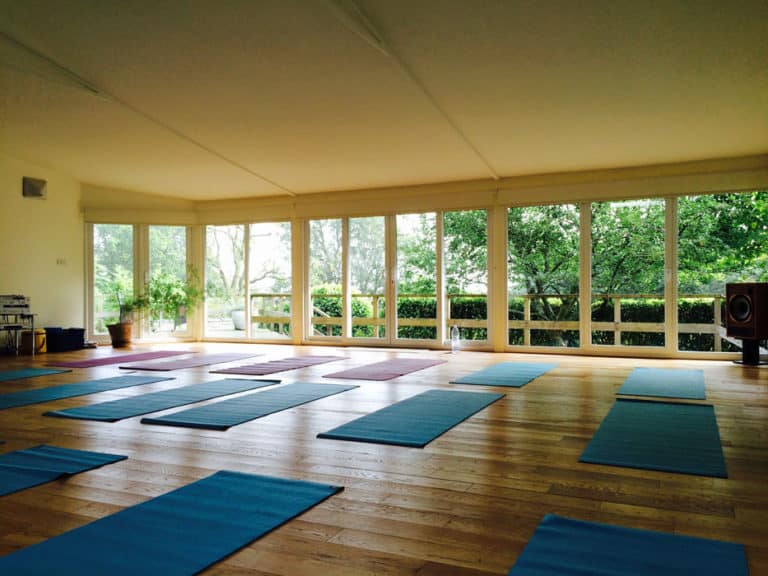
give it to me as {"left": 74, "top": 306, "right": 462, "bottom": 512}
{"left": 507, "top": 205, "right": 580, "bottom": 347}
{"left": 445, "top": 209, "right": 488, "bottom": 341}
{"left": 678, "top": 191, "right": 768, "bottom": 352}
{"left": 249, "top": 222, "right": 292, "bottom": 339}
{"left": 591, "top": 199, "right": 665, "bottom": 347}
{"left": 148, "top": 225, "right": 187, "bottom": 334}
{"left": 205, "top": 225, "right": 245, "bottom": 338}
{"left": 396, "top": 213, "right": 437, "bottom": 340}
{"left": 350, "top": 216, "right": 386, "bottom": 339}
{"left": 93, "top": 224, "right": 133, "bottom": 335}
{"left": 309, "top": 219, "right": 342, "bottom": 337}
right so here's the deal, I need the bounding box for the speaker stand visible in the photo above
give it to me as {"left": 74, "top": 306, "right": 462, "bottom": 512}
{"left": 734, "top": 339, "right": 768, "bottom": 366}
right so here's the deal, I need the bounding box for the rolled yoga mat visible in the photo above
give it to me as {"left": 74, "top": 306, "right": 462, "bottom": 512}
{"left": 0, "top": 445, "right": 126, "bottom": 497}
{"left": 141, "top": 382, "right": 357, "bottom": 430}
{"left": 0, "top": 470, "right": 343, "bottom": 575}
{"left": 0, "top": 375, "right": 173, "bottom": 411}
{"left": 507, "top": 514, "right": 747, "bottom": 576}
{"left": 44, "top": 378, "right": 281, "bottom": 422}
{"left": 579, "top": 398, "right": 727, "bottom": 477}
{"left": 318, "top": 389, "right": 504, "bottom": 447}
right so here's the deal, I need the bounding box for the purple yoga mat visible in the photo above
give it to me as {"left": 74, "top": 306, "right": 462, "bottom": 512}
{"left": 211, "top": 355, "right": 347, "bottom": 376}
{"left": 323, "top": 358, "right": 447, "bottom": 381}
{"left": 120, "top": 352, "right": 260, "bottom": 371}
{"left": 47, "top": 350, "right": 190, "bottom": 369}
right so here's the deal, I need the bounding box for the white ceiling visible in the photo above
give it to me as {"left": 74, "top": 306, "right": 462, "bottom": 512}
{"left": 1, "top": 0, "right": 766, "bottom": 201}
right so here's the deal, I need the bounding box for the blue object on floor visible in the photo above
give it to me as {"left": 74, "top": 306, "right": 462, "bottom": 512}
{"left": 507, "top": 514, "right": 748, "bottom": 575}
{"left": 0, "top": 470, "right": 342, "bottom": 575}
{"left": 450, "top": 362, "right": 556, "bottom": 387}
{"left": 0, "top": 368, "right": 70, "bottom": 383}
{"left": 617, "top": 367, "right": 706, "bottom": 399}
{"left": 318, "top": 389, "right": 504, "bottom": 447}
{"left": 579, "top": 398, "right": 727, "bottom": 477}
{"left": 0, "top": 445, "right": 126, "bottom": 497}
{"left": 44, "top": 378, "right": 280, "bottom": 422}
{"left": 141, "top": 382, "right": 357, "bottom": 430}
{"left": 0, "top": 375, "right": 173, "bottom": 410}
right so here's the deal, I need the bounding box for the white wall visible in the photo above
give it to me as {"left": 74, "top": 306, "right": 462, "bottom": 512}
{"left": 0, "top": 153, "right": 84, "bottom": 329}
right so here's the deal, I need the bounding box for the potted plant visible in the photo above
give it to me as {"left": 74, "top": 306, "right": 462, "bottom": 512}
{"left": 106, "top": 292, "right": 150, "bottom": 347}
{"left": 146, "top": 268, "right": 203, "bottom": 333}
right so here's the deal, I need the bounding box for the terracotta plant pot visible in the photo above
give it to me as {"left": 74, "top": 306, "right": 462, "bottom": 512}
{"left": 106, "top": 322, "right": 132, "bottom": 348}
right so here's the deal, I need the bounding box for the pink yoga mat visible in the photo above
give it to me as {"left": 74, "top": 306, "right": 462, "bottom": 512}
{"left": 120, "top": 352, "right": 260, "bottom": 371}
{"left": 322, "top": 358, "right": 446, "bottom": 381}
{"left": 212, "top": 355, "right": 346, "bottom": 376}
{"left": 47, "top": 350, "right": 190, "bottom": 368}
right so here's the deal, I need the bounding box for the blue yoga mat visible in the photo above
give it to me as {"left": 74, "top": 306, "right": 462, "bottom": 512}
{"left": 580, "top": 398, "right": 727, "bottom": 477}
{"left": 507, "top": 514, "right": 747, "bottom": 575}
{"left": 0, "top": 368, "right": 70, "bottom": 382}
{"left": 141, "top": 382, "right": 357, "bottom": 430}
{"left": 617, "top": 367, "right": 706, "bottom": 399}
{"left": 318, "top": 389, "right": 504, "bottom": 447}
{"left": 450, "top": 362, "right": 556, "bottom": 387}
{"left": 44, "top": 378, "right": 280, "bottom": 422}
{"left": 0, "top": 470, "right": 342, "bottom": 575}
{"left": 0, "top": 375, "right": 173, "bottom": 411}
{"left": 0, "top": 445, "right": 126, "bottom": 497}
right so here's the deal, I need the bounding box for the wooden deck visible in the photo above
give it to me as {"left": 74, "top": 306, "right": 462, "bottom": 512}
{"left": 1, "top": 343, "right": 766, "bottom": 574}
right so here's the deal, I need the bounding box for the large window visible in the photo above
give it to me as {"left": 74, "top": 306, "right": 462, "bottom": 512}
{"left": 249, "top": 222, "right": 292, "bottom": 339}
{"left": 148, "top": 225, "right": 188, "bottom": 334}
{"left": 445, "top": 209, "right": 488, "bottom": 342}
{"left": 396, "top": 213, "right": 438, "bottom": 341}
{"left": 678, "top": 192, "right": 768, "bottom": 352}
{"left": 92, "top": 224, "right": 134, "bottom": 335}
{"left": 205, "top": 225, "right": 246, "bottom": 338}
{"left": 309, "top": 219, "right": 343, "bottom": 337}
{"left": 508, "top": 205, "right": 580, "bottom": 347}
{"left": 591, "top": 199, "right": 665, "bottom": 348}
{"left": 349, "top": 216, "right": 386, "bottom": 339}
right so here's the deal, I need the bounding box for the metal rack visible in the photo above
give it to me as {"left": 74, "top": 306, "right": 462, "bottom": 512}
{"left": 0, "top": 295, "right": 36, "bottom": 357}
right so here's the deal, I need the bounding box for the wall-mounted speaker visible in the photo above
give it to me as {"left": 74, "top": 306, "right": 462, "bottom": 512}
{"left": 22, "top": 177, "right": 47, "bottom": 198}
{"left": 726, "top": 282, "right": 768, "bottom": 340}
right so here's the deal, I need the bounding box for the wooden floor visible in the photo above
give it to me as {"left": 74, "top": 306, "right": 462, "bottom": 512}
{"left": 1, "top": 343, "right": 767, "bottom": 575}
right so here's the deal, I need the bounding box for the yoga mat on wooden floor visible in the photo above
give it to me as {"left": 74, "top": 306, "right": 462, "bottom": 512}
{"left": 121, "top": 352, "right": 260, "bottom": 371}
{"left": 212, "top": 355, "right": 347, "bottom": 376}
{"left": 0, "top": 375, "right": 172, "bottom": 411}
{"left": 318, "top": 389, "right": 503, "bottom": 447}
{"left": 0, "top": 470, "right": 342, "bottom": 575}
{"left": 0, "top": 445, "right": 126, "bottom": 497}
{"left": 507, "top": 514, "right": 747, "bottom": 576}
{"left": 141, "top": 382, "right": 357, "bottom": 430}
{"left": 0, "top": 368, "right": 70, "bottom": 382}
{"left": 579, "top": 398, "right": 727, "bottom": 477}
{"left": 617, "top": 367, "right": 706, "bottom": 399}
{"left": 450, "top": 361, "right": 556, "bottom": 387}
{"left": 322, "top": 358, "right": 446, "bottom": 381}
{"left": 44, "top": 378, "right": 280, "bottom": 422}
{"left": 47, "top": 350, "right": 189, "bottom": 369}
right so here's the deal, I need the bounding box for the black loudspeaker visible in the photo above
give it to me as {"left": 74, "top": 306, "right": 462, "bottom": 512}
{"left": 726, "top": 282, "right": 768, "bottom": 365}
{"left": 22, "top": 177, "right": 47, "bottom": 198}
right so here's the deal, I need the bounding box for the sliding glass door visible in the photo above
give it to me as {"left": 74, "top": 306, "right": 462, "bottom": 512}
{"left": 205, "top": 225, "right": 246, "bottom": 339}
{"left": 395, "top": 213, "right": 438, "bottom": 343}
{"left": 91, "top": 224, "right": 134, "bottom": 338}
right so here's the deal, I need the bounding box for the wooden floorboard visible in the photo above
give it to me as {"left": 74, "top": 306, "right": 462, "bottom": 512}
{"left": 1, "top": 343, "right": 767, "bottom": 574}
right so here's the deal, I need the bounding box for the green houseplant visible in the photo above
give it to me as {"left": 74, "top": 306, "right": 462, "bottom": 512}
{"left": 106, "top": 291, "right": 150, "bottom": 347}
{"left": 146, "top": 269, "right": 203, "bottom": 333}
